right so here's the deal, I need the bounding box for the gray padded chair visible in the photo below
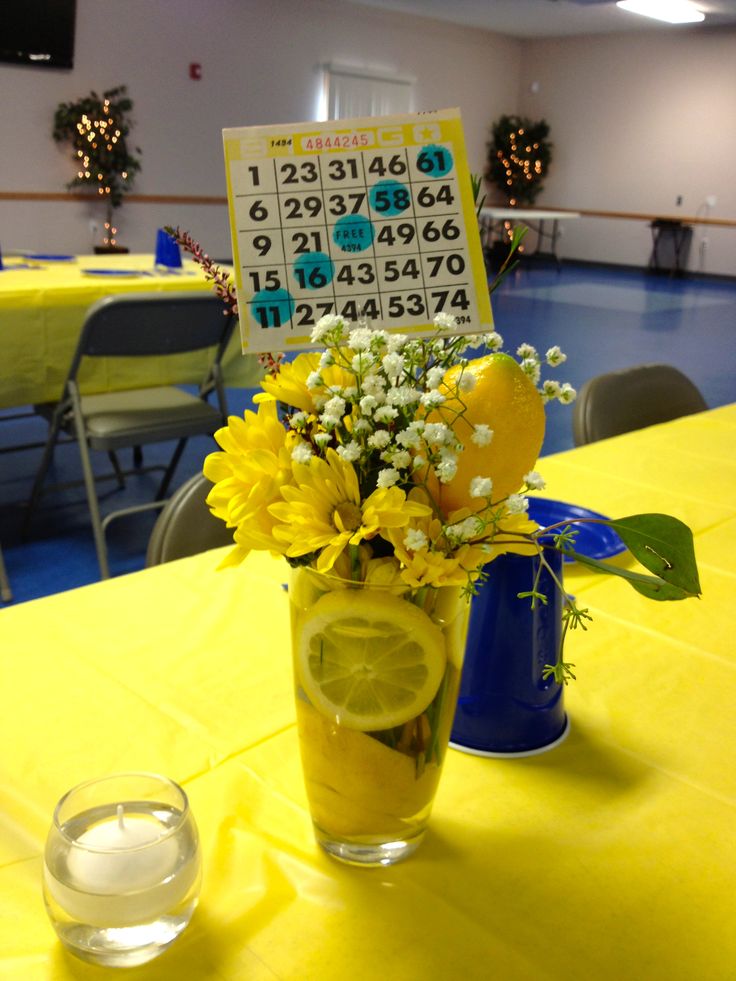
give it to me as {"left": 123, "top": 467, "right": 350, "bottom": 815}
{"left": 146, "top": 472, "right": 233, "bottom": 566}
{"left": 573, "top": 363, "right": 707, "bottom": 446}
{"left": 24, "top": 292, "right": 236, "bottom": 579}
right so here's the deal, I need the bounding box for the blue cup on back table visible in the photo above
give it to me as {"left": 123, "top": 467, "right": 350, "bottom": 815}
{"left": 450, "top": 545, "right": 568, "bottom": 757}
{"left": 154, "top": 228, "right": 182, "bottom": 269}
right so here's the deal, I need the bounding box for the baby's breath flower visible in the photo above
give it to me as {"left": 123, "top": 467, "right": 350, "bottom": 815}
{"left": 471, "top": 424, "right": 493, "bottom": 447}
{"left": 412, "top": 454, "right": 427, "bottom": 470}
{"left": 368, "top": 430, "right": 391, "bottom": 450}
{"left": 458, "top": 370, "right": 476, "bottom": 393}
{"left": 391, "top": 450, "right": 412, "bottom": 470}
{"left": 313, "top": 432, "right": 331, "bottom": 448}
{"left": 403, "top": 528, "right": 428, "bottom": 552}
{"left": 291, "top": 442, "right": 313, "bottom": 463}
{"left": 289, "top": 411, "right": 307, "bottom": 430}
{"left": 541, "top": 379, "right": 562, "bottom": 402}
{"left": 426, "top": 365, "right": 444, "bottom": 389}
{"left": 423, "top": 422, "right": 449, "bottom": 445}
{"left": 434, "top": 312, "right": 455, "bottom": 331}
{"left": 336, "top": 441, "right": 361, "bottom": 463}
{"left": 381, "top": 352, "right": 405, "bottom": 380}
{"left": 319, "top": 350, "right": 335, "bottom": 369}
{"left": 546, "top": 345, "right": 567, "bottom": 366}
{"left": 470, "top": 476, "right": 493, "bottom": 499}
{"left": 359, "top": 394, "right": 378, "bottom": 415}
{"left": 558, "top": 383, "right": 577, "bottom": 404}
{"left": 523, "top": 470, "right": 546, "bottom": 490}
{"left": 306, "top": 371, "right": 322, "bottom": 389}
{"left": 352, "top": 418, "right": 371, "bottom": 434}
{"left": 385, "top": 385, "right": 421, "bottom": 407}
{"left": 420, "top": 390, "right": 445, "bottom": 408}
{"left": 395, "top": 427, "right": 421, "bottom": 449}
{"left": 506, "top": 493, "right": 529, "bottom": 514}
{"left": 376, "top": 467, "right": 400, "bottom": 488}
{"left": 517, "top": 343, "right": 538, "bottom": 360}
{"left": 320, "top": 413, "right": 340, "bottom": 429}
{"left": 324, "top": 395, "right": 346, "bottom": 418}
{"left": 484, "top": 331, "right": 504, "bottom": 350}
{"left": 521, "top": 358, "right": 541, "bottom": 385}
{"left": 386, "top": 333, "right": 408, "bottom": 353}
{"left": 374, "top": 405, "right": 399, "bottom": 423}
{"left": 351, "top": 351, "right": 374, "bottom": 373}
{"left": 310, "top": 314, "right": 343, "bottom": 344}
{"left": 436, "top": 455, "right": 458, "bottom": 484}
{"left": 361, "top": 374, "right": 387, "bottom": 398}
{"left": 348, "top": 327, "right": 374, "bottom": 351}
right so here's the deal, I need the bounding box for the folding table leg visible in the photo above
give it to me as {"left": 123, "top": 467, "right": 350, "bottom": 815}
{"left": 0, "top": 543, "right": 12, "bottom": 603}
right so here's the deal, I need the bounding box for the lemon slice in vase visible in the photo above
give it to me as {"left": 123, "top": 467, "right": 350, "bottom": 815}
{"left": 297, "top": 589, "right": 446, "bottom": 731}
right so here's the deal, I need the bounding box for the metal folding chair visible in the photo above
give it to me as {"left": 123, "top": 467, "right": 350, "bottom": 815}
{"left": 145, "top": 472, "right": 233, "bottom": 567}
{"left": 24, "top": 291, "right": 236, "bottom": 579}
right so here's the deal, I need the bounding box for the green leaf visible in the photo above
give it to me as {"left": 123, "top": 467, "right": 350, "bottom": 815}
{"left": 565, "top": 549, "right": 698, "bottom": 601}
{"left": 607, "top": 514, "right": 701, "bottom": 597}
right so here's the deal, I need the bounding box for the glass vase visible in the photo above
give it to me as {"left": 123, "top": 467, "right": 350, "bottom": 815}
{"left": 289, "top": 565, "right": 470, "bottom": 867}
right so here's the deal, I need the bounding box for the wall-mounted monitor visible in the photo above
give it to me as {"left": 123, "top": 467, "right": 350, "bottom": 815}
{"left": 0, "top": 0, "right": 77, "bottom": 69}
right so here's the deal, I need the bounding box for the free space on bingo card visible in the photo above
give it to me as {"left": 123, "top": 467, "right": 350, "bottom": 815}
{"left": 223, "top": 108, "right": 494, "bottom": 355}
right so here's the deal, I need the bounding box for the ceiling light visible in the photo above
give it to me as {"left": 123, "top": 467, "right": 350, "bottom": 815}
{"left": 616, "top": 0, "right": 705, "bottom": 23}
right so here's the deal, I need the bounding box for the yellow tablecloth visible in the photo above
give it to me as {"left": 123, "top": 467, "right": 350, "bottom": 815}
{"left": 1, "top": 406, "right": 734, "bottom": 980}
{"left": 0, "top": 254, "right": 261, "bottom": 410}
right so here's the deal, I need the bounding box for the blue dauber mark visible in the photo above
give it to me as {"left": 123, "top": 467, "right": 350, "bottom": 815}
{"left": 332, "top": 215, "right": 375, "bottom": 254}
{"left": 369, "top": 180, "right": 411, "bottom": 217}
{"left": 250, "top": 288, "right": 295, "bottom": 329}
{"left": 293, "top": 251, "right": 334, "bottom": 290}
{"left": 416, "top": 144, "right": 453, "bottom": 177}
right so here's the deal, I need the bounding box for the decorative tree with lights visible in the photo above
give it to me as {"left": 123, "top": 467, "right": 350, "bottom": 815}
{"left": 53, "top": 86, "right": 142, "bottom": 250}
{"left": 486, "top": 115, "right": 553, "bottom": 207}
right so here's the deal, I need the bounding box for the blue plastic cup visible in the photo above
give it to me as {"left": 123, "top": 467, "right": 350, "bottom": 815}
{"left": 450, "top": 546, "right": 568, "bottom": 756}
{"left": 154, "top": 229, "right": 182, "bottom": 269}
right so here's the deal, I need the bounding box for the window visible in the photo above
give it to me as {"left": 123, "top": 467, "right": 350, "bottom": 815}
{"left": 319, "top": 63, "right": 414, "bottom": 120}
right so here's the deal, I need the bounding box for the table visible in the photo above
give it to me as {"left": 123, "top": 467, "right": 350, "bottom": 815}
{"left": 0, "top": 253, "right": 261, "bottom": 411}
{"left": 479, "top": 207, "right": 581, "bottom": 265}
{"left": 1, "top": 405, "right": 734, "bottom": 980}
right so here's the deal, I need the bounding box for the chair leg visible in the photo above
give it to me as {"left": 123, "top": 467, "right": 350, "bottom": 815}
{"left": 155, "top": 438, "right": 187, "bottom": 501}
{"left": 133, "top": 446, "right": 143, "bottom": 470}
{"left": 69, "top": 391, "right": 111, "bottom": 580}
{"left": 0, "top": 543, "right": 12, "bottom": 603}
{"left": 108, "top": 451, "right": 126, "bottom": 489}
{"left": 22, "top": 410, "right": 64, "bottom": 539}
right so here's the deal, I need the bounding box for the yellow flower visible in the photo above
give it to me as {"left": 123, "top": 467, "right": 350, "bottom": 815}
{"left": 256, "top": 352, "right": 353, "bottom": 414}
{"left": 268, "top": 448, "right": 431, "bottom": 573}
{"left": 203, "top": 400, "right": 295, "bottom": 562}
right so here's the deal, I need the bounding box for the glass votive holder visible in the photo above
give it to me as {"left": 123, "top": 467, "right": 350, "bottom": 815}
{"left": 43, "top": 772, "right": 201, "bottom": 968}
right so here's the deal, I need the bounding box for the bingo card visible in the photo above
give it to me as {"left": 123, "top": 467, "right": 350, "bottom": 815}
{"left": 222, "top": 108, "right": 492, "bottom": 354}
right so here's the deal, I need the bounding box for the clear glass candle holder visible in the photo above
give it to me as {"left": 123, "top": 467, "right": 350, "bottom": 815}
{"left": 43, "top": 772, "right": 201, "bottom": 968}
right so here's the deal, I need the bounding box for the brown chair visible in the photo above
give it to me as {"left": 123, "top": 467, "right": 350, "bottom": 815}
{"left": 146, "top": 472, "right": 233, "bottom": 567}
{"left": 24, "top": 292, "right": 236, "bottom": 578}
{"left": 573, "top": 363, "right": 707, "bottom": 446}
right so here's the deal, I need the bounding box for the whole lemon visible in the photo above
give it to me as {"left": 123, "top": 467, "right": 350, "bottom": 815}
{"left": 425, "top": 353, "right": 545, "bottom": 515}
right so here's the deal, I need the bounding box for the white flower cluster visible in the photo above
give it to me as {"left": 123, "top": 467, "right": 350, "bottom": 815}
{"left": 295, "top": 314, "right": 574, "bottom": 509}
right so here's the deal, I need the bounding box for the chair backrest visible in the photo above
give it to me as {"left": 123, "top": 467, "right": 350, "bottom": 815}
{"left": 69, "top": 291, "right": 235, "bottom": 375}
{"left": 573, "top": 363, "right": 708, "bottom": 446}
{"left": 146, "top": 472, "right": 233, "bottom": 566}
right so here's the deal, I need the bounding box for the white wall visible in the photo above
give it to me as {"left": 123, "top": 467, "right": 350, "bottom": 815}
{"left": 0, "top": 0, "right": 520, "bottom": 257}
{"left": 518, "top": 29, "right": 736, "bottom": 275}
{"left": 2, "top": 2, "right": 734, "bottom": 275}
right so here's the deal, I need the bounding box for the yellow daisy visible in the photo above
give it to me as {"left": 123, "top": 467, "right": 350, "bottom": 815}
{"left": 268, "top": 448, "right": 431, "bottom": 573}
{"left": 256, "top": 352, "right": 354, "bottom": 414}
{"left": 204, "top": 400, "right": 296, "bottom": 561}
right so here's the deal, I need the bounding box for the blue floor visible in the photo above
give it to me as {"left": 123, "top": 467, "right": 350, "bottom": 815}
{"left": 2, "top": 261, "right": 735, "bottom": 606}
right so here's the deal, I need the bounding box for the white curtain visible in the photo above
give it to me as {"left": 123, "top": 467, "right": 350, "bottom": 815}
{"left": 324, "top": 65, "right": 414, "bottom": 120}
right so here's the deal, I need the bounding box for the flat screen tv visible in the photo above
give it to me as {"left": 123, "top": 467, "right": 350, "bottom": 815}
{"left": 0, "top": 0, "right": 77, "bottom": 69}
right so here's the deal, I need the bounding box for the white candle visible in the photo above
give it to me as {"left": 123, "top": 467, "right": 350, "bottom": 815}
{"left": 44, "top": 803, "right": 199, "bottom": 928}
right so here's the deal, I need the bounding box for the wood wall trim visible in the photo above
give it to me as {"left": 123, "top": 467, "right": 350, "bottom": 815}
{"left": 2, "top": 192, "right": 734, "bottom": 227}
{"left": 0, "top": 191, "right": 228, "bottom": 205}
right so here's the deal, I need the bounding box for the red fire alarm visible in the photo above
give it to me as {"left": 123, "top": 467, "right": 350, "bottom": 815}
{"left": 189, "top": 63, "right": 202, "bottom": 80}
